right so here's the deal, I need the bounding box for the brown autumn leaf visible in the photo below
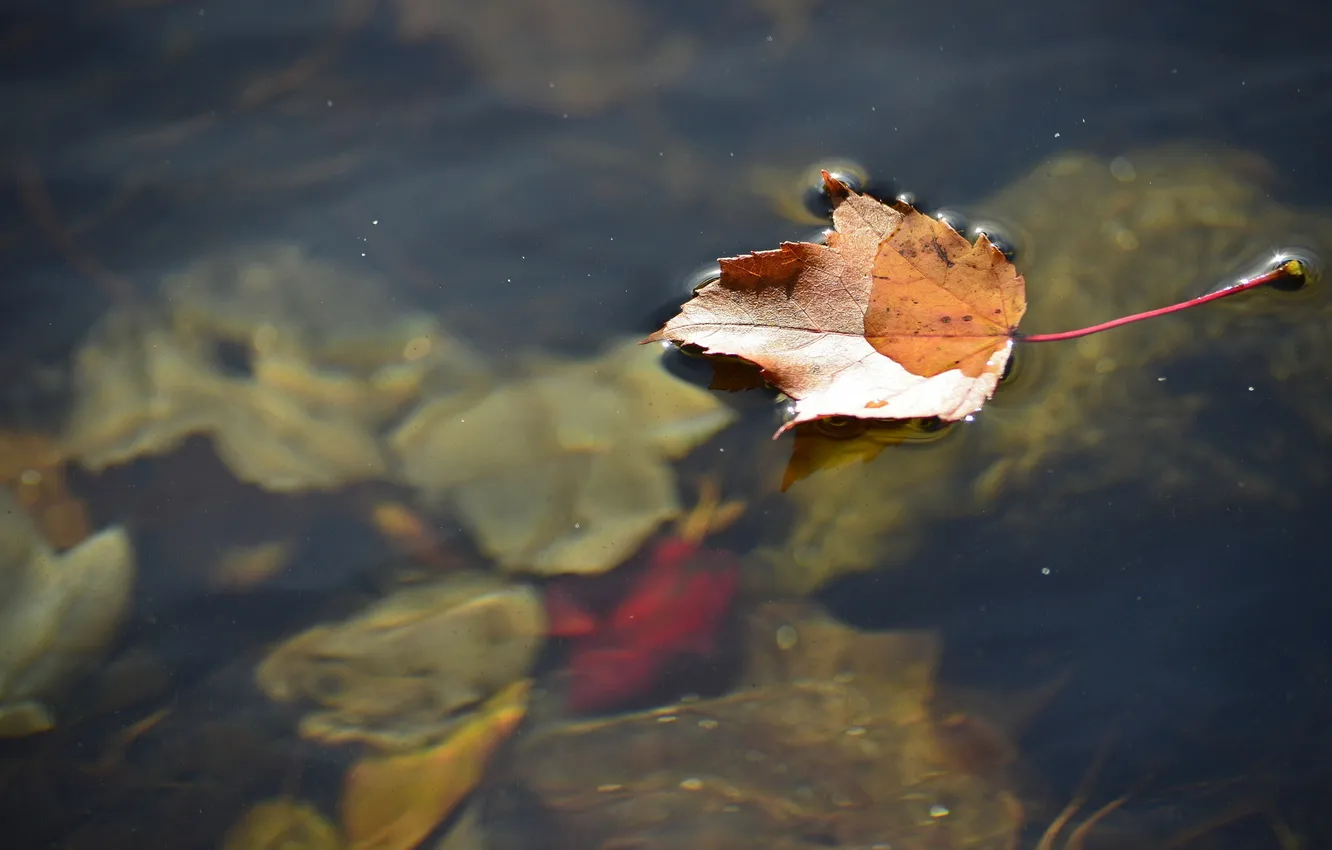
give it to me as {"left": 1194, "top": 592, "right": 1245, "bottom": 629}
{"left": 645, "top": 174, "right": 1026, "bottom": 434}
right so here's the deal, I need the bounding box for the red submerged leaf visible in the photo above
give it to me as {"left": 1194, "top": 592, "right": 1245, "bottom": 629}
{"left": 544, "top": 582, "right": 600, "bottom": 637}
{"left": 560, "top": 541, "right": 739, "bottom": 713}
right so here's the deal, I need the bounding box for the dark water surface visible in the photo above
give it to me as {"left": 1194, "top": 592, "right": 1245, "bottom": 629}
{"left": 4, "top": 0, "right": 1332, "bottom": 848}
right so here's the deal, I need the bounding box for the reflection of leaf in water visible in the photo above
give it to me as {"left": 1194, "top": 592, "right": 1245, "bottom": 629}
{"left": 781, "top": 416, "right": 955, "bottom": 490}
{"left": 340, "top": 680, "right": 530, "bottom": 850}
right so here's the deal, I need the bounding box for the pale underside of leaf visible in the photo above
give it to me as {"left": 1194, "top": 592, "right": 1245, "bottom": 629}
{"left": 653, "top": 310, "right": 1008, "bottom": 433}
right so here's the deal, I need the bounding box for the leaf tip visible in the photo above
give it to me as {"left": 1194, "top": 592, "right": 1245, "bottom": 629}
{"left": 773, "top": 411, "right": 804, "bottom": 439}
{"left": 820, "top": 169, "right": 851, "bottom": 204}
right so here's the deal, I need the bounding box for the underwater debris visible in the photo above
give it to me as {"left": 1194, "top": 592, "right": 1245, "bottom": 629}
{"left": 221, "top": 799, "right": 342, "bottom": 850}
{"left": 63, "top": 309, "right": 390, "bottom": 491}
{"left": 545, "top": 480, "right": 745, "bottom": 713}
{"left": 496, "top": 601, "right": 1021, "bottom": 849}
{"left": 0, "top": 487, "right": 135, "bottom": 737}
{"left": 390, "top": 338, "right": 736, "bottom": 576}
{"left": 340, "top": 680, "right": 529, "bottom": 850}
{"left": 64, "top": 243, "right": 489, "bottom": 493}
{"left": 0, "top": 430, "right": 90, "bottom": 550}
{"left": 255, "top": 572, "right": 545, "bottom": 751}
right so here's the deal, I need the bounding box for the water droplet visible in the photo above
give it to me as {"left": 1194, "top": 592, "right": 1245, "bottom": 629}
{"left": 800, "top": 158, "right": 869, "bottom": 221}
{"left": 933, "top": 208, "right": 969, "bottom": 236}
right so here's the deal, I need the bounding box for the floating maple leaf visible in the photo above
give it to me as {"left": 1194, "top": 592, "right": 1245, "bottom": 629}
{"left": 646, "top": 174, "right": 1023, "bottom": 433}
{"left": 646, "top": 172, "right": 1305, "bottom": 436}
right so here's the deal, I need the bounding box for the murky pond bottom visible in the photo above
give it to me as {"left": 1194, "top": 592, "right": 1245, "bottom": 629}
{"left": 4, "top": 2, "right": 1332, "bottom": 848}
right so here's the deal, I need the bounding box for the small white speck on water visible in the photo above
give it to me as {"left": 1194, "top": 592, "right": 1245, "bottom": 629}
{"left": 1041, "top": 567, "right": 1051, "bottom": 575}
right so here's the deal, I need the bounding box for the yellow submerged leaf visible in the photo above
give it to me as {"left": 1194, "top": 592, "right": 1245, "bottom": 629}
{"left": 340, "top": 680, "right": 530, "bottom": 850}
{"left": 221, "top": 799, "right": 341, "bottom": 850}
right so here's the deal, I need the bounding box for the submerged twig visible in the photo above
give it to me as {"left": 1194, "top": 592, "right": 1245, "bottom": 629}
{"left": 14, "top": 154, "right": 138, "bottom": 304}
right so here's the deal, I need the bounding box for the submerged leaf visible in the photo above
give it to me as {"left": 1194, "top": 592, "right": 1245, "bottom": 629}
{"left": 221, "top": 799, "right": 342, "bottom": 850}
{"left": 340, "top": 680, "right": 530, "bottom": 850}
